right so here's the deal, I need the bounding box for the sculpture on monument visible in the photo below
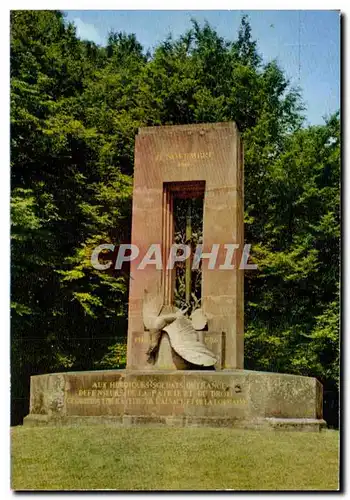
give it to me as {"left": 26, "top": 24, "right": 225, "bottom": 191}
{"left": 142, "top": 285, "right": 217, "bottom": 367}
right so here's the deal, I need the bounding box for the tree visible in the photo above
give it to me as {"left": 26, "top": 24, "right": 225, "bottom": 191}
{"left": 245, "top": 113, "right": 340, "bottom": 390}
{"left": 10, "top": 11, "right": 340, "bottom": 425}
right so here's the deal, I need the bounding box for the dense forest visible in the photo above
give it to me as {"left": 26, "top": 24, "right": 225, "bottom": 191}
{"left": 10, "top": 11, "right": 340, "bottom": 425}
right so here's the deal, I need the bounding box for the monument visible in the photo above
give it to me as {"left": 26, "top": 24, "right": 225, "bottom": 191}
{"left": 24, "top": 122, "right": 326, "bottom": 430}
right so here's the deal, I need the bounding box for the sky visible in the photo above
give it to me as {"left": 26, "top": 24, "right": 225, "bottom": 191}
{"left": 64, "top": 10, "right": 340, "bottom": 126}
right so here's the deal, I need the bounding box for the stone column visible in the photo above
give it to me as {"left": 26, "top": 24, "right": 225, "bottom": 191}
{"left": 127, "top": 122, "right": 244, "bottom": 370}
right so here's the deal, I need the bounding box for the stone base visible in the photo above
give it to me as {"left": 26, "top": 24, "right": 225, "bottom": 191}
{"left": 23, "top": 414, "right": 326, "bottom": 432}
{"left": 23, "top": 369, "right": 326, "bottom": 432}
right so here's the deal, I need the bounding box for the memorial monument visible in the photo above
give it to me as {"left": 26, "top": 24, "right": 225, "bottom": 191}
{"left": 24, "top": 122, "right": 326, "bottom": 430}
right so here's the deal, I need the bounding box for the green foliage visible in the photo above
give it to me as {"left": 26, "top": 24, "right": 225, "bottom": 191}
{"left": 244, "top": 113, "right": 340, "bottom": 392}
{"left": 95, "top": 343, "right": 127, "bottom": 369}
{"left": 11, "top": 11, "right": 340, "bottom": 424}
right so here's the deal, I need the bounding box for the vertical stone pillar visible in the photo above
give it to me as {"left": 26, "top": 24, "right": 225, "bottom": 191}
{"left": 127, "top": 122, "right": 244, "bottom": 370}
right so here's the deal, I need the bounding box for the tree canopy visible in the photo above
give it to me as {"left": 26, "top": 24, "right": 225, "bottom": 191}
{"left": 10, "top": 11, "right": 340, "bottom": 424}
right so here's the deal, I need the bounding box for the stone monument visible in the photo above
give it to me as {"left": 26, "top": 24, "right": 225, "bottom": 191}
{"left": 128, "top": 122, "right": 243, "bottom": 372}
{"left": 24, "top": 122, "right": 326, "bottom": 430}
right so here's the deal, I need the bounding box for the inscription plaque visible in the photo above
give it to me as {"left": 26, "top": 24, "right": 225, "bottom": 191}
{"left": 67, "top": 379, "right": 247, "bottom": 407}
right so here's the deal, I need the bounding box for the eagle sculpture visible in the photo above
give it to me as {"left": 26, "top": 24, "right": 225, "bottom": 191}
{"left": 142, "top": 286, "right": 217, "bottom": 367}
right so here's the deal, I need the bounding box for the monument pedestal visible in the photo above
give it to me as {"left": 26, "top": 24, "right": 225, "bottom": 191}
{"left": 23, "top": 369, "right": 326, "bottom": 431}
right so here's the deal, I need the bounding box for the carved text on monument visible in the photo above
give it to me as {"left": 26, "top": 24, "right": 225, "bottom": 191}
{"left": 155, "top": 151, "right": 213, "bottom": 161}
{"left": 66, "top": 378, "right": 247, "bottom": 406}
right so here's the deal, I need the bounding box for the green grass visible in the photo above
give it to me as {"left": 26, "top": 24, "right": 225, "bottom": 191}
{"left": 11, "top": 426, "right": 339, "bottom": 491}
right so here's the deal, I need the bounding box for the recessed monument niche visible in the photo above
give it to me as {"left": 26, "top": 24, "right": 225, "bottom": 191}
{"left": 144, "top": 180, "right": 215, "bottom": 371}
{"left": 168, "top": 182, "right": 204, "bottom": 312}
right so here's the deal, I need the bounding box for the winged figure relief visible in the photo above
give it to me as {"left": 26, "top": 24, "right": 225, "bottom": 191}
{"left": 142, "top": 286, "right": 217, "bottom": 367}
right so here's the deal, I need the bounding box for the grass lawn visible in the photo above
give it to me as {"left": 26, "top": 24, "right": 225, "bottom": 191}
{"left": 11, "top": 426, "right": 339, "bottom": 491}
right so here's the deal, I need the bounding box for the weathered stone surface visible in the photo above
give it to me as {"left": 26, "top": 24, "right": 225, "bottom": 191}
{"left": 24, "top": 370, "right": 325, "bottom": 431}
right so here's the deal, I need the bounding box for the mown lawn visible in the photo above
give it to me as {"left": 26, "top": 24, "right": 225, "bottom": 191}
{"left": 11, "top": 426, "right": 339, "bottom": 491}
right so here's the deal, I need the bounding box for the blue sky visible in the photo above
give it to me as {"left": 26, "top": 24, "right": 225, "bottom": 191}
{"left": 64, "top": 10, "right": 340, "bottom": 126}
